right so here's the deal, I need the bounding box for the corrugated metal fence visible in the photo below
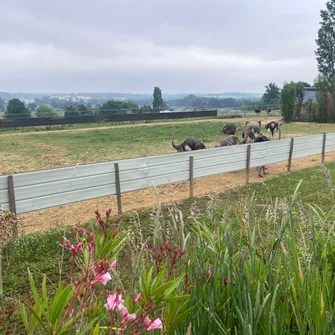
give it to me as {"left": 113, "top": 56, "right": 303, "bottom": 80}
{"left": 0, "top": 132, "right": 334, "bottom": 217}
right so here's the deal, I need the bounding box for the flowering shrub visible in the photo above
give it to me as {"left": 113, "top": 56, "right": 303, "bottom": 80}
{"left": 20, "top": 209, "right": 190, "bottom": 334}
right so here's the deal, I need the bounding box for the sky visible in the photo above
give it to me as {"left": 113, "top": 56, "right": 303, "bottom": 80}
{"left": 0, "top": 0, "right": 327, "bottom": 94}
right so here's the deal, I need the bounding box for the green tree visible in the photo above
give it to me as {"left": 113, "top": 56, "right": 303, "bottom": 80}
{"left": 0, "top": 97, "right": 5, "bottom": 112}
{"left": 295, "top": 82, "right": 306, "bottom": 120}
{"left": 100, "top": 100, "right": 138, "bottom": 115}
{"left": 139, "top": 104, "right": 153, "bottom": 113}
{"left": 262, "top": 82, "right": 280, "bottom": 104}
{"left": 64, "top": 106, "right": 79, "bottom": 117}
{"left": 299, "top": 82, "right": 312, "bottom": 88}
{"left": 315, "top": 75, "right": 335, "bottom": 122}
{"left": 280, "top": 82, "right": 296, "bottom": 122}
{"left": 35, "top": 104, "right": 59, "bottom": 118}
{"left": 315, "top": 0, "right": 335, "bottom": 79}
{"left": 4, "top": 98, "right": 31, "bottom": 119}
{"left": 27, "top": 102, "right": 37, "bottom": 111}
{"left": 77, "top": 104, "right": 89, "bottom": 115}
{"left": 153, "top": 87, "right": 163, "bottom": 109}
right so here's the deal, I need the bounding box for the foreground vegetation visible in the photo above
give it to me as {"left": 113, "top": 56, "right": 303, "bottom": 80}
{"left": 0, "top": 117, "right": 332, "bottom": 174}
{"left": 1, "top": 162, "right": 335, "bottom": 334}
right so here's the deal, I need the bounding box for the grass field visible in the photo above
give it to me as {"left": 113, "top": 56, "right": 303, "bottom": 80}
{"left": 2, "top": 161, "right": 335, "bottom": 333}
{"left": 0, "top": 119, "right": 334, "bottom": 174}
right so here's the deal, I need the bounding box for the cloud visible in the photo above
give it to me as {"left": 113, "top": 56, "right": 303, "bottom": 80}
{"left": 0, "top": 0, "right": 326, "bottom": 93}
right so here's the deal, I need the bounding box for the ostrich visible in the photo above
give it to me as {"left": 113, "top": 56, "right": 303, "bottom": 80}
{"left": 215, "top": 128, "right": 240, "bottom": 147}
{"left": 171, "top": 125, "right": 206, "bottom": 152}
{"left": 241, "top": 121, "right": 255, "bottom": 143}
{"left": 219, "top": 122, "right": 237, "bottom": 135}
{"left": 255, "top": 108, "right": 262, "bottom": 114}
{"left": 249, "top": 120, "right": 262, "bottom": 134}
{"left": 242, "top": 120, "right": 261, "bottom": 142}
{"left": 267, "top": 108, "right": 272, "bottom": 114}
{"left": 265, "top": 121, "right": 283, "bottom": 138}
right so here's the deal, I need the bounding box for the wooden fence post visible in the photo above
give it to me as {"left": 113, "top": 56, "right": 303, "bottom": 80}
{"left": 322, "top": 133, "right": 327, "bottom": 164}
{"left": 8, "top": 175, "right": 18, "bottom": 240}
{"left": 246, "top": 145, "right": 251, "bottom": 184}
{"left": 189, "top": 156, "right": 194, "bottom": 198}
{"left": 288, "top": 138, "right": 294, "bottom": 172}
{"left": 114, "top": 163, "right": 122, "bottom": 215}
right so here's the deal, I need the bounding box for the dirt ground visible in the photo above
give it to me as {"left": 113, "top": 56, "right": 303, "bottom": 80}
{"left": 19, "top": 151, "right": 335, "bottom": 234}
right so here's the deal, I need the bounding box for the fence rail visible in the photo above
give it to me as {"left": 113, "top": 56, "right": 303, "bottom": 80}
{"left": 0, "top": 133, "right": 335, "bottom": 215}
{"left": 0, "top": 110, "right": 218, "bottom": 129}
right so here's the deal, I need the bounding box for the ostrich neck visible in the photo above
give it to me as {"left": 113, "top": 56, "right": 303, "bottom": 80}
{"left": 171, "top": 129, "right": 180, "bottom": 150}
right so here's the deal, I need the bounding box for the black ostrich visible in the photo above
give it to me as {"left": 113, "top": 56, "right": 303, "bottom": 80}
{"left": 265, "top": 121, "right": 282, "bottom": 138}
{"left": 215, "top": 128, "right": 240, "bottom": 147}
{"left": 219, "top": 122, "right": 237, "bottom": 135}
{"left": 171, "top": 125, "right": 206, "bottom": 152}
{"left": 267, "top": 108, "right": 272, "bottom": 114}
{"left": 255, "top": 108, "right": 262, "bottom": 114}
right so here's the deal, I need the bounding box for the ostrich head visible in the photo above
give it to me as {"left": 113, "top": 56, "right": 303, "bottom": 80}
{"left": 170, "top": 125, "right": 182, "bottom": 152}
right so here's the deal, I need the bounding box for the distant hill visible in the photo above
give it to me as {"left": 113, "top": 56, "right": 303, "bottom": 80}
{"left": 0, "top": 91, "right": 262, "bottom": 105}
{"left": 196, "top": 92, "right": 262, "bottom": 100}
{"left": 0, "top": 92, "right": 12, "bottom": 101}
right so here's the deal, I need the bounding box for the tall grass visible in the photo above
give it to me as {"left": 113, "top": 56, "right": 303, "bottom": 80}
{"left": 3, "top": 179, "right": 335, "bottom": 334}
{"left": 125, "top": 182, "right": 335, "bottom": 333}
{"left": 167, "top": 184, "right": 335, "bottom": 334}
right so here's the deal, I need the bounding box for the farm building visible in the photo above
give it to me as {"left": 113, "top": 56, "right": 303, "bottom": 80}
{"left": 297, "top": 87, "right": 334, "bottom": 122}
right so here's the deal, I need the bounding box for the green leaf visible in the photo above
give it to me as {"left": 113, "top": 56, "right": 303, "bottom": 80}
{"left": 49, "top": 284, "right": 75, "bottom": 327}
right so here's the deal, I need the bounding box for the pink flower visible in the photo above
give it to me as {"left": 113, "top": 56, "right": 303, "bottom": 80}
{"left": 134, "top": 293, "right": 141, "bottom": 303}
{"left": 144, "top": 317, "right": 151, "bottom": 327}
{"left": 121, "top": 307, "right": 136, "bottom": 321}
{"left": 89, "top": 232, "right": 95, "bottom": 243}
{"left": 105, "top": 293, "right": 125, "bottom": 311}
{"left": 71, "top": 242, "right": 82, "bottom": 255}
{"left": 94, "top": 272, "right": 112, "bottom": 286}
{"left": 110, "top": 260, "right": 117, "bottom": 269}
{"left": 144, "top": 317, "right": 163, "bottom": 330}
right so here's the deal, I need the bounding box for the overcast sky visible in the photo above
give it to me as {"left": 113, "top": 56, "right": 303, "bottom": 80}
{"left": 0, "top": 0, "right": 326, "bottom": 93}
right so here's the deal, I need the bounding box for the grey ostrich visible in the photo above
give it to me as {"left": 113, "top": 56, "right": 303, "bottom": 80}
{"left": 248, "top": 120, "right": 262, "bottom": 134}
{"left": 265, "top": 121, "right": 283, "bottom": 138}
{"left": 219, "top": 122, "right": 237, "bottom": 135}
{"left": 241, "top": 121, "right": 257, "bottom": 143}
{"left": 215, "top": 128, "right": 240, "bottom": 147}
{"left": 171, "top": 125, "right": 206, "bottom": 152}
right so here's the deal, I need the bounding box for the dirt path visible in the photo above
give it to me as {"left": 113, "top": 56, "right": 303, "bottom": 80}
{"left": 19, "top": 152, "right": 335, "bottom": 234}
{"left": 0, "top": 117, "right": 283, "bottom": 137}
